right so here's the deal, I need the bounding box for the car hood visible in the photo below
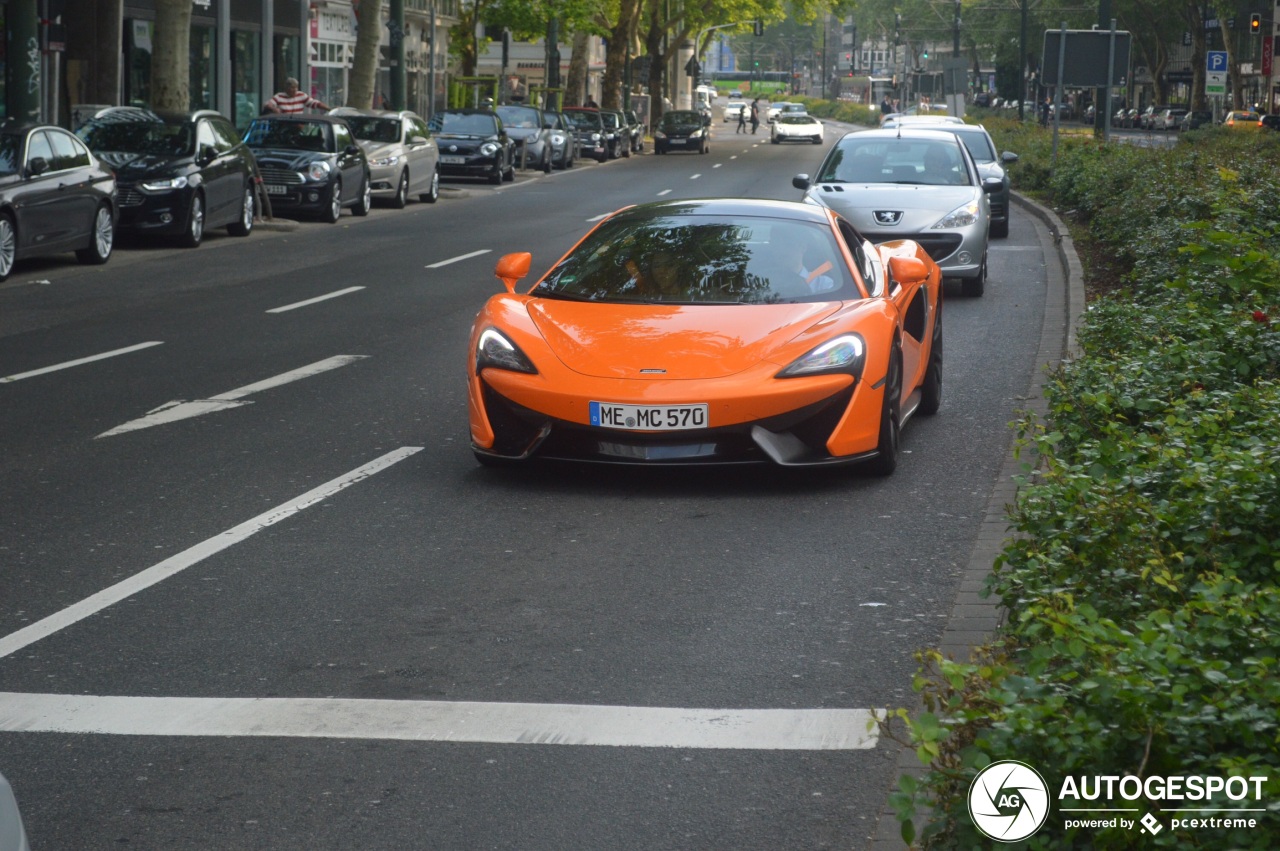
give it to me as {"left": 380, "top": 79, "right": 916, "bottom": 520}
{"left": 249, "top": 148, "right": 334, "bottom": 168}
{"left": 358, "top": 141, "right": 400, "bottom": 159}
{"left": 94, "top": 152, "right": 190, "bottom": 176}
{"left": 525, "top": 301, "right": 840, "bottom": 379}
{"left": 805, "top": 184, "right": 980, "bottom": 230}
{"left": 505, "top": 128, "right": 542, "bottom": 142}
{"left": 661, "top": 123, "right": 703, "bottom": 135}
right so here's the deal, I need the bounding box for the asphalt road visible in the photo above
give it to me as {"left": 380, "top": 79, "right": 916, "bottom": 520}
{"left": 0, "top": 122, "right": 1051, "bottom": 850}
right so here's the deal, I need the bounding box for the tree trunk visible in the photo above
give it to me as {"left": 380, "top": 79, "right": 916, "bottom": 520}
{"left": 152, "top": 0, "right": 191, "bottom": 112}
{"left": 350, "top": 0, "right": 386, "bottom": 109}
{"left": 601, "top": 7, "right": 635, "bottom": 109}
{"left": 1184, "top": 2, "right": 1207, "bottom": 110}
{"left": 565, "top": 30, "right": 589, "bottom": 106}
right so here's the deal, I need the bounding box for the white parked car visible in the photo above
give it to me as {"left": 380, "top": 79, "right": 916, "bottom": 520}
{"left": 723, "top": 101, "right": 746, "bottom": 123}
{"left": 771, "top": 114, "right": 824, "bottom": 144}
{"left": 766, "top": 101, "right": 795, "bottom": 122}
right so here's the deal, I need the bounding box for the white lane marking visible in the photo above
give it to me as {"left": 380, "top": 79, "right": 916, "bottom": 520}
{"left": 0, "top": 447, "right": 423, "bottom": 659}
{"left": 266, "top": 287, "right": 365, "bottom": 314}
{"left": 0, "top": 692, "right": 883, "bottom": 750}
{"left": 585, "top": 213, "right": 609, "bottom": 222}
{"left": 0, "top": 342, "right": 163, "bottom": 384}
{"left": 713, "top": 163, "right": 723, "bottom": 168}
{"left": 730, "top": 155, "right": 738, "bottom": 160}
{"left": 657, "top": 189, "right": 672, "bottom": 196}
{"left": 426, "top": 249, "right": 491, "bottom": 269}
{"left": 690, "top": 174, "right": 701, "bottom": 180}
{"left": 97, "top": 355, "right": 368, "bottom": 437}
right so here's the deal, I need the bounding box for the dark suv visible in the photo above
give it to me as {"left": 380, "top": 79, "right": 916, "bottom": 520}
{"left": 77, "top": 107, "right": 257, "bottom": 247}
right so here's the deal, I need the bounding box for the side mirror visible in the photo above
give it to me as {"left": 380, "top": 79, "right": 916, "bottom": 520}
{"left": 345, "top": 145, "right": 361, "bottom": 156}
{"left": 28, "top": 156, "right": 49, "bottom": 176}
{"left": 982, "top": 177, "right": 1004, "bottom": 194}
{"left": 792, "top": 174, "right": 811, "bottom": 190}
{"left": 408, "top": 135, "right": 428, "bottom": 146}
{"left": 197, "top": 145, "right": 217, "bottom": 165}
{"left": 1001, "top": 151, "right": 1019, "bottom": 164}
{"left": 703, "top": 115, "right": 712, "bottom": 126}
{"left": 494, "top": 252, "right": 532, "bottom": 293}
{"left": 887, "top": 255, "right": 929, "bottom": 286}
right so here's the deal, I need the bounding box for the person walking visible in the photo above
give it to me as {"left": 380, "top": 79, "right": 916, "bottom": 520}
{"left": 749, "top": 99, "right": 760, "bottom": 135}
{"left": 263, "top": 78, "right": 330, "bottom": 114}
{"left": 736, "top": 104, "right": 747, "bottom": 134}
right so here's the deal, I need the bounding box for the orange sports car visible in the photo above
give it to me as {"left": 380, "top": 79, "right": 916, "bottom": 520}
{"left": 467, "top": 198, "right": 943, "bottom": 474}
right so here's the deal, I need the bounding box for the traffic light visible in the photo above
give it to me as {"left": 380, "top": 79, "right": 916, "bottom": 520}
{"left": 1250, "top": 13, "right": 1261, "bottom": 33}
{"left": 753, "top": 20, "right": 763, "bottom": 37}
{"left": 923, "top": 48, "right": 929, "bottom": 59}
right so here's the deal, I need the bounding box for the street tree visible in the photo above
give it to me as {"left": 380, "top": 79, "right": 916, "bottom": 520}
{"left": 151, "top": 0, "right": 192, "bottom": 112}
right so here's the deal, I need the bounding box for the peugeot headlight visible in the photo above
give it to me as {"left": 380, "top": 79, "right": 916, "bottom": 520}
{"left": 141, "top": 175, "right": 189, "bottom": 191}
{"left": 689, "top": 129, "right": 703, "bottom": 138}
{"left": 476, "top": 328, "right": 537, "bottom": 375}
{"left": 370, "top": 154, "right": 400, "bottom": 167}
{"left": 932, "top": 200, "right": 982, "bottom": 229}
{"left": 307, "top": 161, "right": 331, "bottom": 181}
{"left": 777, "top": 334, "right": 866, "bottom": 378}
{"left": 480, "top": 142, "right": 499, "bottom": 156}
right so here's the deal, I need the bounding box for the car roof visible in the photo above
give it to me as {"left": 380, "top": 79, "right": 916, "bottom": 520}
{"left": 254, "top": 114, "right": 352, "bottom": 125}
{"left": 847, "top": 127, "right": 969, "bottom": 143}
{"left": 330, "top": 107, "right": 422, "bottom": 119}
{"left": 611, "top": 198, "right": 832, "bottom": 225}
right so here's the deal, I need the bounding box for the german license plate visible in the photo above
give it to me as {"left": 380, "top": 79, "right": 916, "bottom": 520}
{"left": 439, "top": 155, "right": 465, "bottom": 164}
{"left": 589, "top": 402, "right": 708, "bottom": 431}
{"left": 669, "top": 139, "right": 686, "bottom": 145}
{"left": 265, "top": 184, "right": 288, "bottom": 195}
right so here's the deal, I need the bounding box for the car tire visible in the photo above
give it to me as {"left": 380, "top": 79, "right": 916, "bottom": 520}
{"left": 961, "top": 257, "right": 986, "bottom": 297}
{"left": 701, "top": 142, "right": 709, "bottom": 154}
{"left": 227, "top": 184, "right": 254, "bottom": 236}
{"left": 323, "top": 178, "right": 342, "bottom": 223}
{"left": 596, "top": 152, "right": 608, "bottom": 163}
{"left": 863, "top": 346, "right": 902, "bottom": 477}
{"left": 771, "top": 137, "right": 780, "bottom": 144}
{"left": 0, "top": 213, "right": 16, "bottom": 282}
{"left": 918, "top": 302, "right": 943, "bottom": 416}
{"left": 177, "top": 192, "right": 204, "bottom": 248}
{"left": 420, "top": 168, "right": 440, "bottom": 203}
{"left": 990, "top": 218, "right": 1009, "bottom": 239}
{"left": 489, "top": 163, "right": 503, "bottom": 185}
{"left": 621, "top": 143, "right": 630, "bottom": 159}
{"left": 503, "top": 159, "right": 515, "bottom": 182}
{"left": 812, "top": 137, "right": 822, "bottom": 144}
{"left": 542, "top": 151, "right": 553, "bottom": 173}
{"left": 76, "top": 203, "right": 115, "bottom": 265}
{"left": 391, "top": 169, "right": 409, "bottom": 209}
{"left": 352, "top": 175, "right": 372, "bottom": 217}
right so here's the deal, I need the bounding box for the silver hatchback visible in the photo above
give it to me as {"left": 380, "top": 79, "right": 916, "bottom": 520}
{"left": 793, "top": 128, "right": 999, "bottom": 296}
{"left": 330, "top": 108, "right": 440, "bottom": 208}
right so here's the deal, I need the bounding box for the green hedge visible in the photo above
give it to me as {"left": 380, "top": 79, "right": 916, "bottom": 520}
{"left": 886, "top": 121, "right": 1280, "bottom": 847}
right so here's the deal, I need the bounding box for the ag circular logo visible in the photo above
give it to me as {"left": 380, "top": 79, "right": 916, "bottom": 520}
{"left": 968, "top": 760, "right": 1051, "bottom": 842}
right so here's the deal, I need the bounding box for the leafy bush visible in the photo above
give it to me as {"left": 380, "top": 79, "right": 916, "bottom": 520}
{"left": 887, "top": 124, "right": 1280, "bottom": 847}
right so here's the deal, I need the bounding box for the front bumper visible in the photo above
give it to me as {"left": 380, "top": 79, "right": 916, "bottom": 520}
{"left": 115, "top": 184, "right": 195, "bottom": 236}
{"left": 366, "top": 162, "right": 400, "bottom": 197}
{"left": 261, "top": 180, "right": 335, "bottom": 212}
{"left": 438, "top": 154, "right": 501, "bottom": 179}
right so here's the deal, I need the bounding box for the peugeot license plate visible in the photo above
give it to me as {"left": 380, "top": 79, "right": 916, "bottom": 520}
{"left": 589, "top": 402, "right": 708, "bottom": 431}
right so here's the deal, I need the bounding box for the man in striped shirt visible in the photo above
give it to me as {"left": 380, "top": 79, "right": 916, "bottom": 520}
{"left": 264, "top": 78, "right": 331, "bottom": 114}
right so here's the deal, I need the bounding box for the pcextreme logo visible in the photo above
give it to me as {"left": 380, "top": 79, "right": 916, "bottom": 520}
{"left": 967, "top": 760, "right": 1051, "bottom": 842}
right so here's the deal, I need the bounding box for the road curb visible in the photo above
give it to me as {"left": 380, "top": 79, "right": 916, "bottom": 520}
{"left": 867, "top": 192, "right": 1085, "bottom": 849}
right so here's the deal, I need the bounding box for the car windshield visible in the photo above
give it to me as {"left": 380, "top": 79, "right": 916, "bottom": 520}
{"left": 436, "top": 113, "right": 498, "bottom": 135}
{"left": 245, "top": 119, "right": 333, "bottom": 151}
{"left": 496, "top": 106, "right": 540, "bottom": 129}
{"left": 662, "top": 112, "right": 701, "bottom": 127}
{"left": 949, "top": 130, "right": 996, "bottom": 163}
{"left": 778, "top": 115, "right": 815, "bottom": 125}
{"left": 0, "top": 134, "right": 20, "bottom": 176}
{"left": 342, "top": 117, "right": 400, "bottom": 143}
{"left": 563, "top": 111, "right": 601, "bottom": 129}
{"left": 532, "top": 212, "right": 856, "bottom": 305}
{"left": 77, "top": 120, "right": 194, "bottom": 156}
{"left": 817, "top": 138, "right": 971, "bottom": 186}
{"left": 600, "top": 112, "right": 621, "bottom": 129}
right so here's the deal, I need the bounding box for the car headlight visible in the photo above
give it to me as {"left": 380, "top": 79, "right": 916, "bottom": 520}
{"left": 689, "top": 129, "right": 703, "bottom": 138}
{"left": 307, "top": 161, "right": 331, "bottom": 181}
{"left": 141, "top": 175, "right": 189, "bottom": 191}
{"left": 932, "top": 200, "right": 982, "bottom": 229}
{"left": 654, "top": 131, "right": 666, "bottom": 139}
{"left": 480, "top": 142, "right": 499, "bottom": 156}
{"left": 551, "top": 133, "right": 565, "bottom": 144}
{"left": 477, "top": 328, "right": 538, "bottom": 375}
{"left": 590, "top": 133, "right": 602, "bottom": 141}
{"left": 370, "top": 154, "right": 400, "bottom": 167}
{"left": 777, "top": 334, "right": 866, "bottom": 378}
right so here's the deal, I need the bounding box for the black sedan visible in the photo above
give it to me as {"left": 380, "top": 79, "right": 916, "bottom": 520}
{"left": 77, "top": 107, "right": 257, "bottom": 247}
{"left": 244, "top": 115, "right": 371, "bottom": 222}
{"left": 653, "top": 109, "right": 711, "bottom": 154}
{"left": 0, "top": 123, "right": 116, "bottom": 282}
{"left": 430, "top": 110, "right": 515, "bottom": 185}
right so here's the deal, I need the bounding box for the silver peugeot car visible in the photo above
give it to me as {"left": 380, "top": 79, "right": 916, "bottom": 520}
{"left": 793, "top": 128, "right": 999, "bottom": 296}
{"left": 330, "top": 108, "right": 440, "bottom": 207}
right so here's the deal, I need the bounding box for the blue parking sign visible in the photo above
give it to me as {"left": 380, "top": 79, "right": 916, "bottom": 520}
{"left": 1207, "top": 51, "right": 1228, "bottom": 72}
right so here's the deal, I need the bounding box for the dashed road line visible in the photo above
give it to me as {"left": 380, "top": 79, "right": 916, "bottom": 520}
{"left": 0, "top": 342, "right": 163, "bottom": 384}
{"left": 426, "top": 249, "right": 491, "bottom": 269}
{"left": 0, "top": 447, "right": 423, "bottom": 658}
{"left": 266, "top": 287, "right": 365, "bottom": 313}
{"left": 657, "top": 189, "right": 672, "bottom": 196}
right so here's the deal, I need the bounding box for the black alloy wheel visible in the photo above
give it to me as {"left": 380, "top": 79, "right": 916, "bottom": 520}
{"left": 918, "top": 302, "right": 943, "bottom": 416}
{"left": 864, "top": 346, "right": 903, "bottom": 477}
